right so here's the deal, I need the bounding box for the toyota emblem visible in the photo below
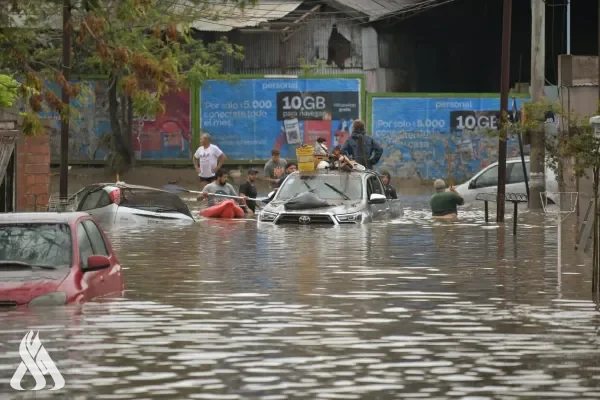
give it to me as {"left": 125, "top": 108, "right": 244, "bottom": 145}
{"left": 298, "top": 216, "right": 311, "bottom": 224}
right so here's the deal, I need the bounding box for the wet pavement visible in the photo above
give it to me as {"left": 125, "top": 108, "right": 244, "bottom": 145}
{"left": 1, "top": 193, "right": 600, "bottom": 399}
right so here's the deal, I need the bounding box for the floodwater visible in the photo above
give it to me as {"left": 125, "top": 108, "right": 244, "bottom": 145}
{"left": 2, "top": 193, "right": 600, "bottom": 399}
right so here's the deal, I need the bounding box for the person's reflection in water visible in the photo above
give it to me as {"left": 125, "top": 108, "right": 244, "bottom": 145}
{"left": 431, "top": 224, "right": 460, "bottom": 267}
{"left": 496, "top": 224, "right": 507, "bottom": 299}
{"left": 297, "top": 233, "right": 318, "bottom": 297}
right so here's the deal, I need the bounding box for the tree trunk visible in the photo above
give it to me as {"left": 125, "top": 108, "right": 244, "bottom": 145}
{"left": 108, "top": 74, "right": 133, "bottom": 172}
{"left": 593, "top": 167, "right": 599, "bottom": 293}
{"left": 127, "top": 96, "right": 135, "bottom": 168}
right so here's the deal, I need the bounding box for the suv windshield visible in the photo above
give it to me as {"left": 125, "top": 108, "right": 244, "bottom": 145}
{"left": 277, "top": 174, "right": 363, "bottom": 201}
{"left": 120, "top": 189, "right": 193, "bottom": 217}
{"left": 0, "top": 223, "right": 72, "bottom": 268}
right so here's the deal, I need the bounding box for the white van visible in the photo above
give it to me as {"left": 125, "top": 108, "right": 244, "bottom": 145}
{"left": 453, "top": 157, "right": 559, "bottom": 205}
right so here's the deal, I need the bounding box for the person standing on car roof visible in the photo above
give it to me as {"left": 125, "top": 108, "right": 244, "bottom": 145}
{"left": 340, "top": 120, "right": 383, "bottom": 169}
{"left": 193, "top": 133, "right": 226, "bottom": 188}
{"left": 314, "top": 137, "right": 328, "bottom": 156}
{"left": 380, "top": 171, "right": 397, "bottom": 199}
{"left": 239, "top": 168, "right": 259, "bottom": 214}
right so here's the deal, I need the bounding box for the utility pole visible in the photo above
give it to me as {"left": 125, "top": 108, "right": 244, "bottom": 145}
{"left": 497, "top": 0, "right": 512, "bottom": 223}
{"left": 529, "top": 0, "right": 545, "bottom": 209}
{"left": 566, "top": 0, "right": 571, "bottom": 54}
{"left": 60, "top": 0, "right": 71, "bottom": 199}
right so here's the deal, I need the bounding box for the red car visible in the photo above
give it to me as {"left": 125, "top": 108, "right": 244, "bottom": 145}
{"left": 0, "top": 212, "right": 124, "bottom": 308}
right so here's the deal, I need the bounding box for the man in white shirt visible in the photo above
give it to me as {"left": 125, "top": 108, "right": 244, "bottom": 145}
{"left": 193, "top": 133, "right": 226, "bottom": 187}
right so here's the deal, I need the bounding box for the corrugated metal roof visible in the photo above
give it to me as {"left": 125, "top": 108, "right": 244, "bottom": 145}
{"left": 185, "top": 0, "right": 304, "bottom": 32}
{"left": 6, "top": 0, "right": 303, "bottom": 33}
{"left": 326, "top": 0, "right": 421, "bottom": 21}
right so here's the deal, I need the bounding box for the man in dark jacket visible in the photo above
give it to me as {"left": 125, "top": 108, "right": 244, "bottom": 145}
{"left": 380, "top": 171, "right": 397, "bottom": 199}
{"left": 340, "top": 120, "right": 383, "bottom": 169}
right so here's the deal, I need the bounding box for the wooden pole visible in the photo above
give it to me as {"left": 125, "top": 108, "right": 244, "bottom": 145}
{"left": 529, "top": 0, "right": 546, "bottom": 210}
{"left": 497, "top": 0, "right": 512, "bottom": 222}
{"left": 59, "top": 0, "right": 71, "bottom": 199}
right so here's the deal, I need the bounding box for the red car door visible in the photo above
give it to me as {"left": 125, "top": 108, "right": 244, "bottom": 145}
{"left": 81, "top": 219, "right": 122, "bottom": 296}
{"left": 76, "top": 219, "right": 121, "bottom": 301}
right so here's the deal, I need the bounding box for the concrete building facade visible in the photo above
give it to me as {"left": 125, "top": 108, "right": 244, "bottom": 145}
{"left": 558, "top": 55, "right": 598, "bottom": 226}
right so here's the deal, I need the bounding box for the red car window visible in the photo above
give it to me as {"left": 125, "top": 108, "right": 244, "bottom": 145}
{"left": 77, "top": 223, "right": 94, "bottom": 267}
{"left": 83, "top": 220, "right": 110, "bottom": 257}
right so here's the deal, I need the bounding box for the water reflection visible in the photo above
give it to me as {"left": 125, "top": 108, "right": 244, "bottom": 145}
{"left": 1, "top": 196, "right": 600, "bottom": 399}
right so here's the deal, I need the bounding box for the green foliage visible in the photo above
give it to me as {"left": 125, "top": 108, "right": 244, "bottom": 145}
{"left": 481, "top": 96, "right": 600, "bottom": 190}
{"left": 494, "top": 97, "right": 600, "bottom": 186}
{"left": 298, "top": 57, "right": 327, "bottom": 76}
{"left": 20, "top": 110, "right": 44, "bottom": 136}
{"left": 0, "top": 73, "right": 19, "bottom": 107}
{"left": 0, "top": 0, "right": 249, "bottom": 145}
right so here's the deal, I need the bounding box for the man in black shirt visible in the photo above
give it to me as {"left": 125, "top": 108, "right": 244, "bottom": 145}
{"left": 239, "top": 168, "right": 259, "bottom": 213}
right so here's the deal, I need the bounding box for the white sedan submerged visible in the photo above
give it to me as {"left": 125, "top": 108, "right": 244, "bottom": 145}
{"left": 65, "top": 182, "right": 195, "bottom": 226}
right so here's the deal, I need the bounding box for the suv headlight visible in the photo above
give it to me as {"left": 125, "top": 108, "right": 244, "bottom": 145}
{"left": 336, "top": 213, "right": 362, "bottom": 223}
{"left": 28, "top": 292, "right": 67, "bottom": 307}
{"left": 259, "top": 211, "right": 278, "bottom": 222}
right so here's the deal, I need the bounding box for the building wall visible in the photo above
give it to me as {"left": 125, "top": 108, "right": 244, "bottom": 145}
{"left": 558, "top": 55, "right": 598, "bottom": 227}
{"left": 223, "top": 14, "right": 364, "bottom": 75}
{"left": 16, "top": 134, "right": 51, "bottom": 212}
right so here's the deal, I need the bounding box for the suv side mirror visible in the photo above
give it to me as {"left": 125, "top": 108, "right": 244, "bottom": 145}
{"left": 83, "top": 255, "right": 111, "bottom": 273}
{"left": 369, "top": 193, "right": 387, "bottom": 204}
{"left": 468, "top": 180, "right": 476, "bottom": 189}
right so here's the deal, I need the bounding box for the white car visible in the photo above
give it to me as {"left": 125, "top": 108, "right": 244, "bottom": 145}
{"left": 453, "top": 157, "right": 559, "bottom": 205}
{"left": 66, "top": 183, "right": 195, "bottom": 226}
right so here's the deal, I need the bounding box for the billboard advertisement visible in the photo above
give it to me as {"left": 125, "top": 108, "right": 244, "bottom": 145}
{"left": 36, "top": 80, "right": 110, "bottom": 162}
{"left": 199, "top": 78, "right": 361, "bottom": 160}
{"left": 36, "top": 81, "right": 191, "bottom": 162}
{"left": 371, "top": 96, "right": 529, "bottom": 180}
{"left": 133, "top": 88, "right": 191, "bottom": 160}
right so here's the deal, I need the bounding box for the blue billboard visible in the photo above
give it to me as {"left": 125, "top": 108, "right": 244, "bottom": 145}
{"left": 199, "top": 78, "right": 362, "bottom": 160}
{"left": 371, "top": 96, "right": 529, "bottom": 180}
{"left": 34, "top": 80, "right": 192, "bottom": 162}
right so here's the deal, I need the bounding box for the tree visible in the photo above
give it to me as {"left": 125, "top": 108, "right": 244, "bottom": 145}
{"left": 0, "top": 0, "right": 246, "bottom": 175}
{"left": 0, "top": 73, "right": 19, "bottom": 107}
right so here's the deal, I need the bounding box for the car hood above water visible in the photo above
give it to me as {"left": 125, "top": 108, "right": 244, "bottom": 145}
{"left": 0, "top": 269, "right": 68, "bottom": 305}
{"left": 265, "top": 200, "right": 364, "bottom": 215}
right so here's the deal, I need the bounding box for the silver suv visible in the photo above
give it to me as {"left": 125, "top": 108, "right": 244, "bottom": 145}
{"left": 258, "top": 170, "right": 403, "bottom": 225}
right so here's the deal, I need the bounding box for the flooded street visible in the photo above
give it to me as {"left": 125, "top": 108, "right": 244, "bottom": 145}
{"left": 2, "top": 193, "right": 600, "bottom": 399}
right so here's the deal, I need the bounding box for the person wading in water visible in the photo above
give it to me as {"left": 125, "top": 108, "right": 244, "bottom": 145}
{"left": 239, "top": 168, "right": 259, "bottom": 214}
{"left": 380, "top": 171, "right": 397, "bottom": 199}
{"left": 200, "top": 169, "right": 247, "bottom": 207}
{"left": 430, "top": 179, "right": 464, "bottom": 221}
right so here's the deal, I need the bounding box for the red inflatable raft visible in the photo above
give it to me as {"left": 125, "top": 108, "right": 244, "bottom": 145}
{"left": 200, "top": 199, "right": 245, "bottom": 219}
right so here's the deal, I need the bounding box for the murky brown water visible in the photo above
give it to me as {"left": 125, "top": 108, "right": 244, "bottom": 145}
{"left": 2, "top": 194, "right": 600, "bottom": 399}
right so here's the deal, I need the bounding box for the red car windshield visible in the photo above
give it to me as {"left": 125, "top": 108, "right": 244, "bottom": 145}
{"left": 0, "top": 223, "right": 72, "bottom": 268}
